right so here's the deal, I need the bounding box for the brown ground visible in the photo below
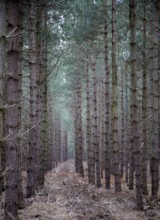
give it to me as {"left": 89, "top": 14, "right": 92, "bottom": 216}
{"left": 1, "top": 160, "right": 160, "bottom": 220}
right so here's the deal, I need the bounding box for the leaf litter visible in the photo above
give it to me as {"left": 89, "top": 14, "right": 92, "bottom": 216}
{"left": 1, "top": 160, "right": 160, "bottom": 219}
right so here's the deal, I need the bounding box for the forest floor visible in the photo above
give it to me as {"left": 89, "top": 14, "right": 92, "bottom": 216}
{"left": 1, "top": 160, "right": 160, "bottom": 220}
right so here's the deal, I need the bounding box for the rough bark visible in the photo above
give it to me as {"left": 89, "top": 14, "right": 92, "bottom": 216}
{"left": 151, "top": 2, "right": 159, "bottom": 198}
{"left": 5, "top": 0, "right": 19, "bottom": 218}
{"left": 75, "top": 76, "right": 84, "bottom": 177}
{"left": 17, "top": 0, "right": 24, "bottom": 208}
{"left": 129, "top": 0, "right": 143, "bottom": 209}
{"left": 92, "top": 57, "right": 101, "bottom": 187}
{"left": 90, "top": 85, "right": 95, "bottom": 185}
{"left": 141, "top": 4, "right": 148, "bottom": 195}
{"left": 120, "top": 72, "right": 124, "bottom": 177}
{"left": 124, "top": 64, "right": 130, "bottom": 185}
{"left": 63, "top": 130, "right": 68, "bottom": 162}
{"left": 104, "top": 14, "right": 111, "bottom": 189}
{"left": 39, "top": 1, "right": 48, "bottom": 183}
{"left": 112, "top": 0, "right": 121, "bottom": 192}
{"left": 52, "top": 113, "right": 60, "bottom": 166}
{"left": 0, "top": 0, "right": 6, "bottom": 193}
{"left": 99, "top": 81, "right": 105, "bottom": 179}
{"left": 74, "top": 103, "right": 79, "bottom": 173}
{"left": 27, "top": 0, "right": 38, "bottom": 198}
{"left": 86, "top": 57, "right": 92, "bottom": 183}
{"left": 157, "top": 2, "right": 160, "bottom": 169}
{"left": 47, "top": 98, "right": 55, "bottom": 170}
{"left": 34, "top": 3, "right": 42, "bottom": 186}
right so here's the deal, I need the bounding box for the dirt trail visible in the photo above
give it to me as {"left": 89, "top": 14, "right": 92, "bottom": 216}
{"left": 1, "top": 160, "right": 160, "bottom": 219}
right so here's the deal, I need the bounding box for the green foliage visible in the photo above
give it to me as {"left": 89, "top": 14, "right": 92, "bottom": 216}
{"left": 47, "top": 0, "right": 154, "bottom": 153}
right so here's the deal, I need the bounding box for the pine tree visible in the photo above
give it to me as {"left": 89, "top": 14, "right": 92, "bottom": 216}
{"left": 141, "top": 3, "right": 148, "bottom": 196}
{"left": 104, "top": 4, "right": 110, "bottom": 189}
{"left": 27, "top": 0, "right": 38, "bottom": 198}
{"left": 92, "top": 56, "right": 101, "bottom": 187}
{"left": 0, "top": 0, "right": 6, "bottom": 193}
{"left": 111, "top": 0, "right": 121, "bottom": 192}
{"left": 5, "top": 0, "right": 20, "bottom": 218}
{"left": 129, "top": 0, "right": 143, "bottom": 209}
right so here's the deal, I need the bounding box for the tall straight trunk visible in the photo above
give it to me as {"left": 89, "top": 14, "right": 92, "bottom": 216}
{"left": 53, "top": 116, "right": 57, "bottom": 167}
{"left": 151, "top": 3, "right": 159, "bottom": 198}
{"left": 90, "top": 86, "right": 95, "bottom": 185}
{"left": 128, "top": 144, "right": 134, "bottom": 189}
{"left": 141, "top": 4, "right": 148, "bottom": 195}
{"left": 60, "top": 126, "right": 63, "bottom": 162}
{"left": 42, "top": 46, "right": 48, "bottom": 172}
{"left": 124, "top": 63, "right": 130, "bottom": 184}
{"left": 47, "top": 99, "right": 55, "bottom": 169}
{"left": 60, "top": 124, "right": 64, "bottom": 162}
{"left": 92, "top": 57, "right": 101, "bottom": 187}
{"left": 104, "top": 15, "right": 110, "bottom": 189}
{"left": 112, "top": 0, "right": 121, "bottom": 192}
{"left": 34, "top": 3, "right": 42, "bottom": 185}
{"left": 0, "top": 0, "right": 6, "bottom": 193}
{"left": 90, "top": 123, "right": 95, "bottom": 184}
{"left": 56, "top": 115, "right": 61, "bottom": 164}
{"left": 120, "top": 72, "right": 124, "bottom": 177}
{"left": 148, "top": 9, "right": 154, "bottom": 197}
{"left": 40, "top": 78, "right": 48, "bottom": 172}
{"left": 99, "top": 81, "right": 105, "bottom": 179}
{"left": 5, "top": 0, "right": 19, "bottom": 219}
{"left": 74, "top": 103, "right": 79, "bottom": 173}
{"left": 54, "top": 115, "right": 61, "bottom": 163}
{"left": 86, "top": 57, "right": 92, "bottom": 183}
{"left": 27, "top": 0, "right": 38, "bottom": 198}
{"left": 17, "top": 0, "right": 24, "bottom": 207}
{"left": 39, "top": 1, "right": 48, "bottom": 182}
{"left": 158, "top": 3, "right": 160, "bottom": 167}
{"left": 75, "top": 76, "right": 84, "bottom": 177}
{"left": 129, "top": 9, "right": 135, "bottom": 191}
{"left": 63, "top": 130, "right": 68, "bottom": 161}
{"left": 129, "top": 0, "right": 143, "bottom": 209}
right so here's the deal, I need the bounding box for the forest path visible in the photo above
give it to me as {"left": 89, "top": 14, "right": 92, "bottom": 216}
{"left": 17, "top": 160, "right": 157, "bottom": 219}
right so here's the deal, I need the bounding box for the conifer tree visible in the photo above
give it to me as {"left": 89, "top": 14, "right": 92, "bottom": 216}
{"left": 5, "top": 0, "right": 20, "bottom": 218}
{"left": 111, "top": 0, "right": 121, "bottom": 192}
{"left": 129, "top": 0, "right": 143, "bottom": 209}
{"left": 0, "top": 0, "right": 6, "bottom": 193}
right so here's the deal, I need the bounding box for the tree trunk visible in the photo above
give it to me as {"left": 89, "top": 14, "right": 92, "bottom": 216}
{"left": 86, "top": 57, "right": 92, "bottom": 183}
{"left": 53, "top": 114, "right": 60, "bottom": 166}
{"left": 104, "top": 15, "right": 111, "bottom": 189}
{"left": 129, "top": 0, "right": 143, "bottom": 209}
{"left": 63, "top": 130, "right": 68, "bottom": 161}
{"left": 74, "top": 104, "right": 79, "bottom": 173}
{"left": 27, "top": 0, "right": 38, "bottom": 198}
{"left": 34, "top": 3, "right": 42, "bottom": 186}
{"left": 124, "top": 64, "right": 130, "bottom": 185}
{"left": 17, "top": 0, "right": 24, "bottom": 208}
{"left": 39, "top": 2, "right": 48, "bottom": 183}
{"left": 0, "top": 0, "right": 6, "bottom": 193}
{"left": 89, "top": 71, "right": 95, "bottom": 185}
{"left": 47, "top": 98, "right": 55, "bottom": 170}
{"left": 99, "top": 81, "right": 105, "bottom": 179}
{"left": 92, "top": 57, "right": 101, "bottom": 187}
{"left": 151, "top": 2, "right": 159, "bottom": 198}
{"left": 5, "top": 0, "right": 19, "bottom": 218}
{"left": 120, "top": 72, "right": 124, "bottom": 177}
{"left": 75, "top": 76, "right": 84, "bottom": 177}
{"left": 141, "top": 3, "right": 148, "bottom": 196}
{"left": 112, "top": 0, "right": 121, "bottom": 192}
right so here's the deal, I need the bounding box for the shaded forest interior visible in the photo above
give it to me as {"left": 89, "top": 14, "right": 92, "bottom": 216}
{"left": 0, "top": 0, "right": 160, "bottom": 219}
